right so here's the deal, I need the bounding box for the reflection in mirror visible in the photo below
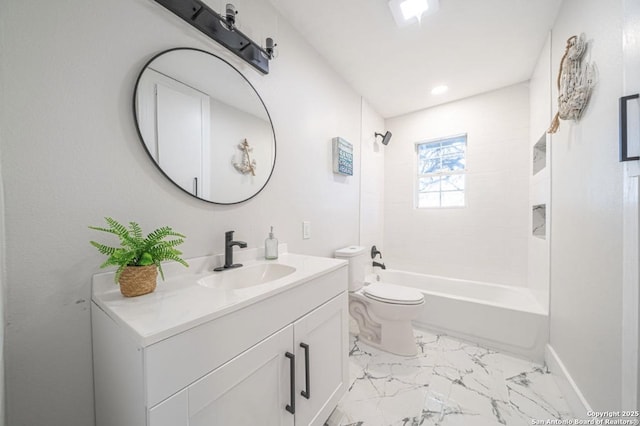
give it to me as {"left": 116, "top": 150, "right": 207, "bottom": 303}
{"left": 134, "top": 48, "right": 276, "bottom": 204}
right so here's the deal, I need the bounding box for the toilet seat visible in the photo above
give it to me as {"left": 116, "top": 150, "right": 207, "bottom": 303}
{"left": 363, "top": 282, "right": 424, "bottom": 305}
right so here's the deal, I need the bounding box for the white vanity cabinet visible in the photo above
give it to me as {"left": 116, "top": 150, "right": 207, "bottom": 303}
{"left": 92, "top": 255, "right": 348, "bottom": 426}
{"left": 149, "top": 294, "right": 347, "bottom": 426}
{"left": 293, "top": 294, "right": 348, "bottom": 426}
{"left": 151, "top": 324, "right": 294, "bottom": 426}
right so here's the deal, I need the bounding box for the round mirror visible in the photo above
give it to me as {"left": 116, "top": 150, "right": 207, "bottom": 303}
{"left": 134, "top": 48, "right": 276, "bottom": 204}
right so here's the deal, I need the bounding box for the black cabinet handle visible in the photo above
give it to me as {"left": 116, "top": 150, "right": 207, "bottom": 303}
{"left": 285, "top": 352, "right": 295, "bottom": 414}
{"left": 300, "top": 343, "right": 311, "bottom": 399}
{"left": 193, "top": 177, "right": 199, "bottom": 196}
{"left": 620, "top": 94, "right": 640, "bottom": 162}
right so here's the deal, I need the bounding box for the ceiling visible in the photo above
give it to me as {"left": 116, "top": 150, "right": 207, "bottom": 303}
{"left": 268, "top": 0, "right": 563, "bottom": 118}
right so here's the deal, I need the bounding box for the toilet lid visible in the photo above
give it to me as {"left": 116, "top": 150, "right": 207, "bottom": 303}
{"left": 363, "top": 283, "right": 424, "bottom": 305}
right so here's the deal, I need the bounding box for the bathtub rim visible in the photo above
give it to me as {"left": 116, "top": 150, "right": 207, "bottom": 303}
{"left": 367, "top": 269, "right": 547, "bottom": 316}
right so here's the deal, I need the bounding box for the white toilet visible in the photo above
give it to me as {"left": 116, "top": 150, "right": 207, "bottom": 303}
{"left": 335, "top": 246, "right": 425, "bottom": 356}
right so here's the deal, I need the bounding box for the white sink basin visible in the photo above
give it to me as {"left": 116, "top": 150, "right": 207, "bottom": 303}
{"left": 197, "top": 263, "right": 297, "bottom": 290}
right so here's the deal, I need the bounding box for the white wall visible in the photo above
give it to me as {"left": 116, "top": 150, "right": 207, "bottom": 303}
{"left": 384, "top": 84, "right": 530, "bottom": 286}
{"left": 208, "top": 99, "right": 273, "bottom": 202}
{"left": 0, "top": 2, "right": 7, "bottom": 420}
{"left": 528, "top": 34, "right": 552, "bottom": 310}
{"left": 547, "top": 0, "right": 624, "bottom": 412}
{"left": 0, "top": 0, "right": 381, "bottom": 424}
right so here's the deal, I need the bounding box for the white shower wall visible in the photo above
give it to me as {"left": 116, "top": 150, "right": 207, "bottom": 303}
{"left": 384, "top": 83, "right": 531, "bottom": 286}
{"left": 359, "top": 98, "right": 385, "bottom": 265}
{"left": 528, "top": 34, "right": 552, "bottom": 311}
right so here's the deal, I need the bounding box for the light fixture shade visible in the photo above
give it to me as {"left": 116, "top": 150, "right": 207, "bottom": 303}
{"left": 389, "top": 0, "right": 439, "bottom": 27}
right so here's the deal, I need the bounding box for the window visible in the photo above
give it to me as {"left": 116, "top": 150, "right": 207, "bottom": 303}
{"left": 416, "top": 134, "right": 466, "bottom": 208}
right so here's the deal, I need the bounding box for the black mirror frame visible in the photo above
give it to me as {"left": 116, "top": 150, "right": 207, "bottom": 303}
{"left": 132, "top": 47, "right": 277, "bottom": 205}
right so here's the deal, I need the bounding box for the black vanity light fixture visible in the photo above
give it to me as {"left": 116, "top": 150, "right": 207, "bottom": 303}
{"left": 375, "top": 131, "right": 393, "bottom": 146}
{"left": 154, "top": 0, "right": 277, "bottom": 74}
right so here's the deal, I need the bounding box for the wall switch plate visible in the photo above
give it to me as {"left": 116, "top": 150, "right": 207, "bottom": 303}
{"left": 302, "top": 221, "right": 311, "bottom": 239}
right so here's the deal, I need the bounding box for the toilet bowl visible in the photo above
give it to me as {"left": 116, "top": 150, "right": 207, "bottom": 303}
{"left": 335, "top": 246, "right": 425, "bottom": 356}
{"left": 349, "top": 282, "right": 424, "bottom": 356}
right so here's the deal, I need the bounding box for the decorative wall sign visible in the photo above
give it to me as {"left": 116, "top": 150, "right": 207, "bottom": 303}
{"left": 548, "top": 33, "right": 597, "bottom": 134}
{"left": 332, "top": 137, "right": 354, "bottom": 176}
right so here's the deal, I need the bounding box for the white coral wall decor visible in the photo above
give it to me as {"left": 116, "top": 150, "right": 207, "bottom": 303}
{"left": 548, "top": 33, "right": 597, "bottom": 134}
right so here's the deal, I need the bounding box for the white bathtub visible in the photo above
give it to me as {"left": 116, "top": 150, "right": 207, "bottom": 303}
{"left": 371, "top": 269, "right": 548, "bottom": 362}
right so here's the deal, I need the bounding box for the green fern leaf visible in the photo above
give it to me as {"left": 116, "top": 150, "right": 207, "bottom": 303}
{"left": 88, "top": 226, "right": 120, "bottom": 235}
{"left": 89, "top": 241, "right": 117, "bottom": 256}
{"left": 129, "top": 221, "right": 143, "bottom": 242}
{"left": 90, "top": 217, "right": 188, "bottom": 283}
{"left": 156, "top": 261, "right": 165, "bottom": 281}
{"left": 104, "top": 217, "right": 129, "bottom": 236}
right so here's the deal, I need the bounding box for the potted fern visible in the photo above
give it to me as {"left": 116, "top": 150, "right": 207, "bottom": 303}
{"left": 89, "top": 217, "right": 188, "bottom": 297}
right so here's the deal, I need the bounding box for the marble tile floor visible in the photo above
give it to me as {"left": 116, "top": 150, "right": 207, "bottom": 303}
{"left": 327, "top": 329, "right": 573, "bottom": 426}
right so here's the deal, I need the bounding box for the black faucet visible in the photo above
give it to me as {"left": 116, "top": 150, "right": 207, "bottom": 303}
{"left": 372, "top": 261, "right": 386, "bottom": 270}
{"left": 371, "top": 245, "right": 382, "bottom": 259}
{"left": 214, "top": 230, "right": 248, "bottom": 271}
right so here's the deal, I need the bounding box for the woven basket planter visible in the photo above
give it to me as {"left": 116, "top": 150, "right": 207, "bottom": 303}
{"left": 118, "top": 265, "right": 158, "bottom": 297}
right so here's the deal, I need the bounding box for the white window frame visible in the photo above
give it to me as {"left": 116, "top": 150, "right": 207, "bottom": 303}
{"left": 415, "top": 133, "right": 467, "bottom": 209}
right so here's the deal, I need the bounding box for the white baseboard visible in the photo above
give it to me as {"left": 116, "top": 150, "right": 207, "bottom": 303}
{"left": 545, "top": 344, "right": 592, "bottom": 417}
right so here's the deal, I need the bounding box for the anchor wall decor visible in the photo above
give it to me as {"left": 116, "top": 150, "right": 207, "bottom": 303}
{"left": 233, "top": 139, "right": 257, "bottom": 176}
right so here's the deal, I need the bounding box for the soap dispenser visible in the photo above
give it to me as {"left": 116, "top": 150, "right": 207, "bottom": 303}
{"left": 265, "top": 226, "right": 278, "bottom": 260}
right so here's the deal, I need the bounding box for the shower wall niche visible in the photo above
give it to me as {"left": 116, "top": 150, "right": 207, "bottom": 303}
{"left": 532, "top": 132, "right": 547, "bottom": 239}
{"left": 533, "top": 133, "right": 546, "bottom": 175}
{"left": 532, "top": 204, "right": 546, "bottom": 239}
{"left": 527, "top": 128, "right": 550, "bottom": 310}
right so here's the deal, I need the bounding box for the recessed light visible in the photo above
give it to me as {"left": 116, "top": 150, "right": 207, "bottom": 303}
{"left": 389, "top": 0, "right": 439, "bottom": 27}
{"left": 400, "top": 0, "right": 428, "bottom": 21}
{"left": 431, "top": 85, "right": 448, "bottom": 95}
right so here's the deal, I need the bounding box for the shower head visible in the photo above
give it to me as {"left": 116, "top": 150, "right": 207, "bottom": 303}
{"left": 375, "top": 131, "right": 392, "bottom": 146}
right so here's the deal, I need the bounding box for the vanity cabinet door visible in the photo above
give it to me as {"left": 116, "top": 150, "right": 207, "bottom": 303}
{"left": 293, "top": 293, "right": 349, "bottom": 426}
{"left": 187, "top": 324, "right": 295, "bottom": 426}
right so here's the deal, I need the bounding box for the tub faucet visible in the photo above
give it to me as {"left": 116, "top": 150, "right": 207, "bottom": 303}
{"left": 372, "top": 261, "right": 386, "bottom": 270}
{"left": 214, "top": 230, "right": 247, "bottom": 271}
{"left": 371, "top": 245, "right": 382, "bottom": 259}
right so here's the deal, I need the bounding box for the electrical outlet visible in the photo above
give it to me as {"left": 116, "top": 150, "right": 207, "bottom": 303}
{"left": 302, "top": 221, "right": 311, "bottom": 239}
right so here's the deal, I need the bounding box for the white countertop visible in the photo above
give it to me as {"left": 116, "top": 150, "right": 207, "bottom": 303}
{"left": 91, "top": 248, "right": 347, "bottom": 347}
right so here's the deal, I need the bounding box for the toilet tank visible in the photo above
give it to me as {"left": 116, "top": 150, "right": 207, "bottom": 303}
{"left": 335, "top": 246, "right": 367, "bottom": 291}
